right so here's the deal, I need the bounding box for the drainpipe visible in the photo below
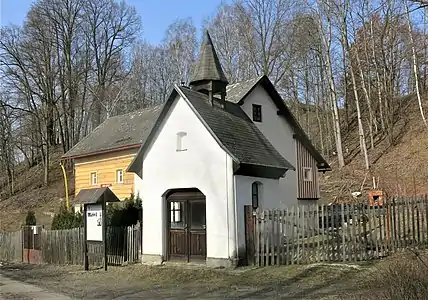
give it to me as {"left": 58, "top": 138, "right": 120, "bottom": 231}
{"left": 60, "top": 160, "right": 69, "bottom": 210}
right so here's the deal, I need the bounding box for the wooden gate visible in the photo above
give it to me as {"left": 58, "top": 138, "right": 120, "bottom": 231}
{"left": 167, "top": 189, "right": 207, "bottom": 262}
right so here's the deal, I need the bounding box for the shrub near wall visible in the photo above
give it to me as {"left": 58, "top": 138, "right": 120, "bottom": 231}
{"left": 106, "top": 194, "right": 142, "bottom": 227}
{"left": 51, "top": 203, "right": 83, "bottom": 230}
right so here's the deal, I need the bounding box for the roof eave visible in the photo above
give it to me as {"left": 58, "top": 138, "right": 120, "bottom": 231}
{"left": 62, "top": 143, "right": 141, "bottom": 161}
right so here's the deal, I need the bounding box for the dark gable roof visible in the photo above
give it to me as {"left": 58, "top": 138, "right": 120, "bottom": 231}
{"left": 127, "top": 85, "right": 294, "bottom": 179}
{"left": 189, "top": 31, "right": 229, "bottom": 85}
{"left": 226, "top": 75, "right": 331, "bottom": 171}
{"left": 62, "top": 105, "right": 163, "bottom": 159}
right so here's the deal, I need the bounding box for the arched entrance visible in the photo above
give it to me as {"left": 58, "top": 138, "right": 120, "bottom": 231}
{"left": 165, "top": 188, "right": 206, "bottom": 262}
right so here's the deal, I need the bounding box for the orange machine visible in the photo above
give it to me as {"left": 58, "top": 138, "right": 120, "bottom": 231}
{"left": 368, "top": 190, "right": 384, "bottom": 207}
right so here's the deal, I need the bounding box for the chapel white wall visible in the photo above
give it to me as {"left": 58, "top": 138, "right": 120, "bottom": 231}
{"left": 234, "top": 175, "right": 281, "bottom": 255}
{"left": 137, "top": 94, "right": 236, "bottom": 262}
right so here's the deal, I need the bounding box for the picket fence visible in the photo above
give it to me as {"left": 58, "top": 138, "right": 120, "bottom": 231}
{"left": 0, "top": 230, "right": 23, "bottom": 262}
{"left": 0, "top": 225, "right": 141, "bottom": 266}
{"left": 245, "top": 195, "right": 428, "bottom": 266}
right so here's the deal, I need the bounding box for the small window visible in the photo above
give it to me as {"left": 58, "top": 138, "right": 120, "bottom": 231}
{"left": 252, "top": 104, "right": 262, "bottom": 122}
{"left": 116, "top": 169, "right": 123, "bottom": 183}
{"left": 303, "top": 167, "right": 313, "bottom": 182}
{"left": 170, "top": 201, "right": 184, "bottom": 228}
{"left": 252, "top": 181, "right": 262, "bottom": 209}
{"left": 90, "top": 172, "right": 97, "bottom": 185}
{"left": 176, "top": 131, "right": 187, "bottom": 152}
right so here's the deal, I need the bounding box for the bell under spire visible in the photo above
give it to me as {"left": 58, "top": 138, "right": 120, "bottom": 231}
{"left": 190, "top": 31, "right": 228, "bottom": 107}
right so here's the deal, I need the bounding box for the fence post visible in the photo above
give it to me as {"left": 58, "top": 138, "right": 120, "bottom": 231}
{"left": 244, "top": 205, "right": 255, "bottom": 265}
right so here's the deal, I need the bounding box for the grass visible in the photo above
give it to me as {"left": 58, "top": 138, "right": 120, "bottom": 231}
{"left": 1, "top": 250, "right": 427, "bottom": 299}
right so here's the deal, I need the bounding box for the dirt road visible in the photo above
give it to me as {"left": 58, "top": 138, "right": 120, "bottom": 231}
{"left": 0, "top": 261, "right": 372, "bottom": 299}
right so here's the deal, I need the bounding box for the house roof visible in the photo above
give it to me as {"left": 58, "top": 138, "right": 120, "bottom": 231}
{"left": 225, "top": 76, "right": 263, "bottom": 104}
{"left": 225, "top": 75, "right": 331, "bottom": 171}
{"left": 189, "top": 31, "right": 229, "bottom": 85}
{"left": 73, "top": 187, "right": 120, "bottom": 205}
{"left": 62, "top": 105, "right": 163, "bottom": 159}
{"left": 127, "top": 85, "right": 294, "bottom": 178}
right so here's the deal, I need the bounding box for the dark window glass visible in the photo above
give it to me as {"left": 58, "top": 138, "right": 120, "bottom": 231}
{"left": 252, "top": 182, "right": 259, "bottom": 208}
{"left": 252, "top": 104, "right": 262, "bottom": 122}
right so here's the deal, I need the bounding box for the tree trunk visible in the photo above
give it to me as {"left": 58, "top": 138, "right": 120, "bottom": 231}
{"left": 406, "top": 3, "right": 428, "bottom": 128}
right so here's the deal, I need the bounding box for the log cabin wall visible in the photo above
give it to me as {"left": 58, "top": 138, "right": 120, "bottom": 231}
{"left": 296, "top": 140, "right": 320, "bottom": 200}
{"left": 74, "top": 148, "right": 138, "bottom": 200}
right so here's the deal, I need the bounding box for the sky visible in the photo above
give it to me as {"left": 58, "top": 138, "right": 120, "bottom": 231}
{"left": 0, "top": 0, "right": 229, "bottom": 44}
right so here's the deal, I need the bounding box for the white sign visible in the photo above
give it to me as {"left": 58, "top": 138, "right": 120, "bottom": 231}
{"left": 86, "top": 204, "right": 103, "bottom": 241}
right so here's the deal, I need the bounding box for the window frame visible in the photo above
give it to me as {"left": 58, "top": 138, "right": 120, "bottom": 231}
{"left": 303, "top": 167, "right": 313, "bottom": 182}
{"left": 170, "top": 201, "right": 183, "bottom": 223}
{"left": 252, "top": 104, "right": 262, "bottom": 122}
{"left": 252, "top": 181, "right": 262, "bottom": 209}
{"left": 116, "top": 169, "right": 124, "bottom": 184}
{"left": 176, "top": 131, "right": 188, "bottom": 152}
{"left": 90, "top": 171, "right": 98, "bottom": 186}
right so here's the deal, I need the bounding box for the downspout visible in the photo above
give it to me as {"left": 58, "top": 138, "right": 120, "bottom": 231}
{"left": 60, "top": 160, "right": 69, "bottom": 210}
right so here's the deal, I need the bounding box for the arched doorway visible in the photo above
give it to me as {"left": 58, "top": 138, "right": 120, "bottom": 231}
{"left": 165, "top": 188, "right": 206, "bottom": 262}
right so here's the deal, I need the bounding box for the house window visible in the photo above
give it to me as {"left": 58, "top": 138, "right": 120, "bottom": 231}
{"left": 176, "top": 131, "right": 187, "bottom": 152}
{"left": 252, "top": 181, "right": 262, "bottom": 209}
{"left": 303, "top": 167, "right": 313, "bottom": 182}
{"left": 116, "top": 169, "right": 123, "bottom": 184}
{"left": 252, "top": 104, "right": 262, "bottom": 122}
{"left": 170, "top": 201, "right": 184, "bottom": 228}
{"left": 90, "top": 172, "right": 97, "bottom": 185}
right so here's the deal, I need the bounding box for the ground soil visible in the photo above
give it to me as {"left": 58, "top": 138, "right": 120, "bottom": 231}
{"left": 0, "top": 261, "right": 371, "bottom": 299}
{"left": 8, "top": 249, "right": 428, "bottom": 300}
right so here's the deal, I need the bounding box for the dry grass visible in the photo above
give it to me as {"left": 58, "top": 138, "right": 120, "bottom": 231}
{"left": 321, "top": 95, "right": 428, "bottom": 203}
{"left": 0, "top": 148, "right": 73, "bottom": 231}
{"left": 1, "top": 250, "right": 427, "bottom": 299}
{"left": 358, "top": 250, "right": 428, "bottom": 300}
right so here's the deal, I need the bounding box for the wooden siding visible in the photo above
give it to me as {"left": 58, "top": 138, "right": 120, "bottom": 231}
{"left": 74, "top": 149, "right": 138, "bottom": 200}
{"left": 296, "top": 140, "right": 319, "bottom": 199}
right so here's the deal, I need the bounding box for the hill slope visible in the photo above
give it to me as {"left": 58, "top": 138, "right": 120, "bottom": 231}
{"left": 0, "top": 148, "right": 74, "bottom": 231}
{"left": 1, "top": 96, "right": 427, "bottom": 230}
{"left": 320, "top": 95, "right": 428, "bottom": 202}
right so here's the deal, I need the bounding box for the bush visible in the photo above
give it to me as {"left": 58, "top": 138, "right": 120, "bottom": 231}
{"left": 51, "top": 202, "right": 83, "bottom": 230}
{"left": 25, "top": 210, "right": 37, "bottom": 226}
{"left": 106, "top": 193, "right": 142, "bottom": 227}
{"left": 367, "top": 251, "right": 428, "bottom": 300}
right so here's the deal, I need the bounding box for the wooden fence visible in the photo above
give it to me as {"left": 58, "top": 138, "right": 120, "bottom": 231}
{"left": 0, "top": 225, "right": 141, "bottom": 266}
{"left": 0, "top": 230, "right": 23, "bottom": 262}
{"left": 245, "top": 195, "right": 428, "bottom": 266}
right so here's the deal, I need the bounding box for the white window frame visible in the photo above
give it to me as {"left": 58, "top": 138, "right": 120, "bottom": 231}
{"left": 116, "top": 169, "right": 124, "bottom": 184}
{"left": 176, "top": 131, "right": 188, "bottom": 152}
{"left": 303, "top": 167, "right": 313, "bottom": 182}
{"left": 90, "top": 172, "right": 98, "bottom": 185}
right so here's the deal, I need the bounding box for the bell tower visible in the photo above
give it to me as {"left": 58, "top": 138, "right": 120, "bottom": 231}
{"left": 189, "top": 31, "right": 229, "bottom": 107}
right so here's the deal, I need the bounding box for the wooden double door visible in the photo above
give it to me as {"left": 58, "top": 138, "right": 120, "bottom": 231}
{"left": 167, "top": 190, "right": 207, "bottom": 262}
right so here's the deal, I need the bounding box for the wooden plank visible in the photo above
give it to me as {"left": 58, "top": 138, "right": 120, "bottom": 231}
{"left": 284, "top": 208, "right": 289, "bottom": 265}
{"left": 260, "top": 210, "right": 265, "bottom": 266}
{"left": 314, "top": 204, "right": 321, "bottom": 263}
{"left": 255, "top": 210, "right": 260, "bottom": 266}
{"left": 265, "top": 210, "right": 270, "bottom": 265}
{"left": 276, "top": 209, "right": 282, "bottom": 265}
{"left": 320, "top": 204, "right": 326, "bottom": 262}
{"left": 416, "top": 196, "right": 421, "bottom": 247}
{"left": 291, "top": 206, "right": 296, "bottom": 265}
{"left": 411, "top": 196, "right": 416, "bottom": 247}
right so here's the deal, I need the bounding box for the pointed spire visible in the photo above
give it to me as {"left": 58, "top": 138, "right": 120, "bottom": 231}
{"left": 190, "top": 31, "right": 228, "bottom": 85}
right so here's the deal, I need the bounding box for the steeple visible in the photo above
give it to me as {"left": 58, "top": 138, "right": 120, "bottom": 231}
{"left": 190, "top": 31, "right": 228, "bottom": 107}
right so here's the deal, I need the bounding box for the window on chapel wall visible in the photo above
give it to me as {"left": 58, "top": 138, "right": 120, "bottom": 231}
{"left": 252, "top": 182, "right": 262, "bottom": 209}
{"left": 170, "top": 201, "right": 184, "bottom": 228}
{"left": 252, "top": 104, "right": 262, "bottom": 122}
{"left": 176, "top": 131, "right": 187, "bottom": 152}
